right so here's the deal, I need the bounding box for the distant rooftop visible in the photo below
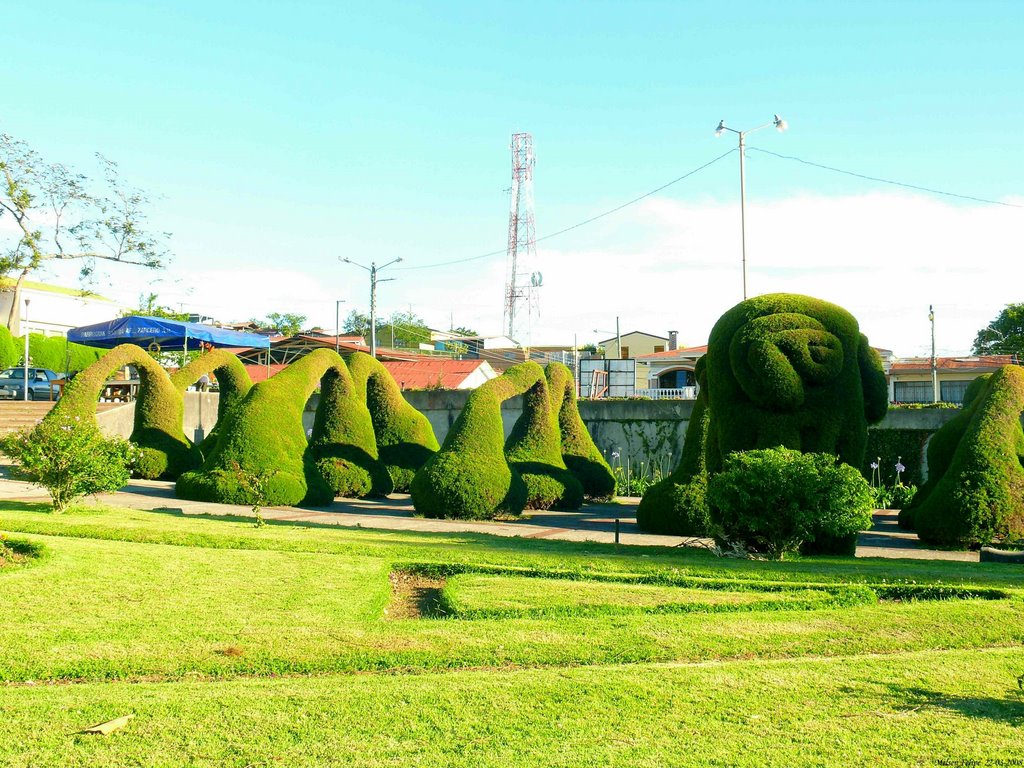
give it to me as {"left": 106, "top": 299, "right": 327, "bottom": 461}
{"left": 0, "top": 277, "right": 117, "bottom": 303}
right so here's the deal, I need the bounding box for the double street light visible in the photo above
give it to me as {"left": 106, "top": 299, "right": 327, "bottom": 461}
{"left": 339, "top": 257, "right": 403, "bottom": 359}
{"left": 715, "top": 114, "right": 788, "bottom": 300}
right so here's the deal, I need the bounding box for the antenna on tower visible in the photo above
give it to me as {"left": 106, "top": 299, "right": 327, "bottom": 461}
{"left": 503, "top": 132, "right": 540, "bottom": 342}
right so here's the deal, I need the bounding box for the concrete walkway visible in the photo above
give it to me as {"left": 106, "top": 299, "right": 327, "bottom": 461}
{"left": 0, "top": 473, "right": 979, "bottom": 560}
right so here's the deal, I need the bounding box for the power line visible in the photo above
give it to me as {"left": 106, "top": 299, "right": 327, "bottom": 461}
{"left": 747, "top": 147, "right": 1024, "bottom": 209}
{"left": 396, "top": 149, "right": 737, "bottom": 272}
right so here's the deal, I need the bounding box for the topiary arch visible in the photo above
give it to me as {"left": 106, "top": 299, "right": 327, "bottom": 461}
{"left": 177, "top": 348, "right": 390, "bottom": 507}
{"left": 546, "top": 362, "right": 615, "bottom": 500}
{"left": 170, "top": 349, "right": 254, "bottom": 457}
{"left": 47, "top": 343, "right": 197, "bottom": 479}
{"left": 345, "top": 351, "right": 439, "bottom": 491}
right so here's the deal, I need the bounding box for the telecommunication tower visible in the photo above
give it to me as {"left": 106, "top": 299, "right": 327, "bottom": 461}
{"left": 503, "top": 132, "right": 542, "bottom": 341}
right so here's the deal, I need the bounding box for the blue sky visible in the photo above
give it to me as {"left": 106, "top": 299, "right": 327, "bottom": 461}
{"left": 5, "top": 1, "right": 1023, "bottom": 354}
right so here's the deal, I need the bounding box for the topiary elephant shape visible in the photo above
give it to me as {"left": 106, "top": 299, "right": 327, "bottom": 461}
{"left": 705, "top": 294, "right": 888, "bottom": 472}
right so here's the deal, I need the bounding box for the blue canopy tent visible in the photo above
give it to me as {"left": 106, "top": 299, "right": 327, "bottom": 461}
{"left": 69, "top": 315, "right": 271, "bottom": 351}
{"left": 68, "top": 315, "right": 273, "bottom": 373}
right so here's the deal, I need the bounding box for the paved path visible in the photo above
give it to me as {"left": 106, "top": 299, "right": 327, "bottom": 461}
{"left": 0, "top": 473, "right": 980, "bottom": 560}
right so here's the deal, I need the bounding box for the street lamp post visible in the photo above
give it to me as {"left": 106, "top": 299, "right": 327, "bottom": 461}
{"left": 715, "top": 114, "right": 788, "bottom": 300}
{"left": 593, "top": 316, "right": 621, "bottom": 359}
{"left": 339, "top": 257, "right": 403, "bottom": 359}
{"left": 929, "top": 305, "right": 938, "bottom": 403}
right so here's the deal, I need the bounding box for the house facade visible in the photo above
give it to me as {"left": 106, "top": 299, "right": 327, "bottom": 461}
{"left": 1, "top": 278, "right": 124, "bottom": 337}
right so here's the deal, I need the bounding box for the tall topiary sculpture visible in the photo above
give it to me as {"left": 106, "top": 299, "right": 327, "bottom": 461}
{"left": 704, "top": 294, "right": 888, "bottom": 472}
{"left": 346, "top": 351, "right": 439, "bottom": 491}
{"left": 636, "top": 356, "right": 713, "bottom": 535}
{"left": 411, "top": 363, "right": 545, "bottom": 519}
{"left": 903, "top": 365, "right": 1024, "bottom": 547}
{"left": 177, "top": 348, "right": 385, "bottom": 506}
{"left": 48, "top": 343, "right": 197, "bottom": 478}
{"left": 308, "top": 361, "right": 393, "bottom": 498}
{"left": 505, "top": 368, "right": 583, "bottom": 511}
{"left": 546, "top": 362, "right": 615, "bottom": 499}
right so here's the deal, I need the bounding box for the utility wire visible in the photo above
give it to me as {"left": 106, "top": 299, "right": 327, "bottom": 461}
{"left": 396, "top": 149, "right": 737, "bottom": 271}
{"left": 747, "top": 147, "right": 1024, "bottom": 209}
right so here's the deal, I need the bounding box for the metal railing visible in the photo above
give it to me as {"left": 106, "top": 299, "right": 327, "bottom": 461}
{"left": 633, "top": 387, "right": 698, "bottom": 400}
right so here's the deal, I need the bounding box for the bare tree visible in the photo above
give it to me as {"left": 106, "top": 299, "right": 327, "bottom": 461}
{"left": 0, "top": 133, "right": 169, "bottom": 328}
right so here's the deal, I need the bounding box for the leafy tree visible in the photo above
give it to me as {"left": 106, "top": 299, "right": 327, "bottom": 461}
{"left": 251, "top": 312, "right": 307, "bottom": 337}
{"left": 0, "top": 133, "right": 169, "bottom": 329}
{"left": 450, "top": 325, "right": 478, "bottom": 337}
{"left": 343, "top": 309, "right": 432, "bottom": 349}
{"left": 972, "top": 303, "right": 1024, "bottom": 357}
{"left": 121, "top": 293, "right": 188, "bottom": 321}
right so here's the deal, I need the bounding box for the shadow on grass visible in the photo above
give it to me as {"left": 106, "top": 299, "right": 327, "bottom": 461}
{"left": 0, "top": 500, "right": 52, "bottom": 514}
{"left": 893, "top": 685, "right": 1024, "bottom": 722}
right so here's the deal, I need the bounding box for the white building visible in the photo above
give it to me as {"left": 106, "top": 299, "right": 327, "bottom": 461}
{"left": 1, "top": 279, "right": 125, "bottom": 337}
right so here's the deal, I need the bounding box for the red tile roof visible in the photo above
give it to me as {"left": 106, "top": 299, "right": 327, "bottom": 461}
{"left": 890, "top": 355, "right": 1018, "bottom": 373}
{"left": 382, "top": 360, "right": 490, "bottom": 390}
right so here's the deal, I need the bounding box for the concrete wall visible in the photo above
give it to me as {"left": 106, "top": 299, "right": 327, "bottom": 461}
{"left": 97, "top": 388, "right": 972, "bottom": 484}
{"left": 97, "top": 392, "right": 220, "bottom": 442}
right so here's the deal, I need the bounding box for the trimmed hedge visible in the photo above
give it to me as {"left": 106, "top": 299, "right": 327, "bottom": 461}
{"left": 863, "top": 428, "right": 931, "bottom": 490}
{"left": 410, "top": 363, "right": 544, "bottom": 519}
{"left": 636, "top": 356, "right": 713, "bottom": 536}
{"left": 705, "top": 294, "right": 888, "bottom": 473}
{"left": 904, "top": 366, "right": 1024, "bottom": 547}
{"left": 48, "top": 343, "right": 197, "bottom": 479}
{"left": 346, "top": 351, "right": 439, "bottom": 491}
{"left": 177, "top": 349, "right": 349, "bottom": 506}
{"left": 505, "top": 370, "right": 583, "bottom": 511}
{"left": 0, "top": 326, "right": 19, "bottom": 368}
{"left": 546, "top": 362, "right": 615, "bottom": 500}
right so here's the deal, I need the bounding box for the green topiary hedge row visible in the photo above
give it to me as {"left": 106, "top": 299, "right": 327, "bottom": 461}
{"left": 901, "top": 366, "right": 1024, "bottom": 547}
{"left": 0, "top": 329, "right": 103, "bottom": 373}
{"left": 862, "top": 428, "right": 932, "bottom": 488}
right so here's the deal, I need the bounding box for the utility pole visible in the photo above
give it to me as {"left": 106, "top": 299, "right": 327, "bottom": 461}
{"left": 340, "top": 257, "right": 402, "bottom": 358}
{"left": 616, "top": 316, "right": 621, "bottom": 360}
{"left": 929, "top": 305, "right": 938, "bottom": 403}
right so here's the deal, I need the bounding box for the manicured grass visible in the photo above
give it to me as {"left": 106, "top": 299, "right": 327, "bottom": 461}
{"left": 439, "top": 573, "right": 868, "bottom": 618}
{"left": 2, "top": 498, "right": 1024, "bottom": 765}
{"left": 3, "top": 649, "right": 1023, "bottom": 767}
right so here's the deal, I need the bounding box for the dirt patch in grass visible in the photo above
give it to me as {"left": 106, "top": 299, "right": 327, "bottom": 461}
{"left": 387, "top": 571, "right": 447, "bottom": 619}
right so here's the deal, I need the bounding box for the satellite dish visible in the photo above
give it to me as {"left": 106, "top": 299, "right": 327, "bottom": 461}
{"left": 530, "top": 272, "right": 543, "bottom": 287}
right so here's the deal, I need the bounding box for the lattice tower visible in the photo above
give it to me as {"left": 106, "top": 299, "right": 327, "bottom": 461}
{"left": 503, "top": 132, "right": 541, "bottom": 341}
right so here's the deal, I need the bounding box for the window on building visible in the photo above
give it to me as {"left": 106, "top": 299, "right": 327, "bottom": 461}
{"left": 940, "top": 380, "right": 971, "bottom": 404}
{"left": 621, "top": 346, "right": 629, "bottom": 359}
{"left": 653, "top": 345, "right": 665, "bottom": 353}
{"left": 893, "top": 381, "right": 934, "bottom": 403}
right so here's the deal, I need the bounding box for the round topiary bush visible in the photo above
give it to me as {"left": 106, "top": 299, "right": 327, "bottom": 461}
{"left": 906, "top": 365, "right": 1024, "bottom": 548}
{"left": 706, "top": 447, "right": 874, "bottom": 559}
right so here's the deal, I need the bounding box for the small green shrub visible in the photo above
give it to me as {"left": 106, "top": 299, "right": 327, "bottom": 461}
{"left": 706, "top": 448, "right": 874, "bottom": 559}
{"left": 1, "top": 414, "right": 137, "bottom": 513}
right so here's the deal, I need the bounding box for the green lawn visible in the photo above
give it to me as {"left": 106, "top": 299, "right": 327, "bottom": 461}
{"left": 2, "top": 499, "right": 1023, "bottom": 766}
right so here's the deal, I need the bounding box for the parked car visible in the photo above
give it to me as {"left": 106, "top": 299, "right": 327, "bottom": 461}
{"left": 0, "top": 368, "right": 64, "bottom": 400}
